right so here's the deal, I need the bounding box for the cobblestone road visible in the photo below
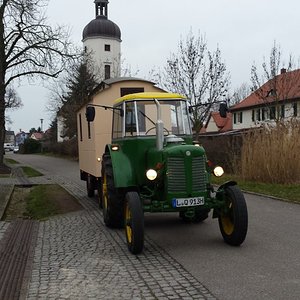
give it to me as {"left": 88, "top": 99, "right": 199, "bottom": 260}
{"left": 0, "top": 173, "right": 217, "bottom": 299}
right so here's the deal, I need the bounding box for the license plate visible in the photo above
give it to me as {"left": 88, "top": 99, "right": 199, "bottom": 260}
{"left": 172, "top": 197, "right": 205, "bottom": 208}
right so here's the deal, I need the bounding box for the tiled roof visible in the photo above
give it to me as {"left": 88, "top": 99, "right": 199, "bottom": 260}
{"left": 31, "top": 132, "right": 44, "bottom": 140}
{"left": 206, "top": 112, "right": 232, "bottom": 132}
{"left": 231, "top": 69, "right": 300, "bottom": 111}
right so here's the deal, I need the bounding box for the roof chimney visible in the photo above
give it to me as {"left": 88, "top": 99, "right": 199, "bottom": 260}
{"left": 281, "top": 68, "right": 286, "bottom": 74}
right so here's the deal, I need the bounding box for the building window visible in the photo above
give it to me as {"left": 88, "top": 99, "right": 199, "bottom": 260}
{"left": 104, "top": 65, "right": 110, "bottom": 79}
{"left": 281, "top": 105, "right": 285, "bottom": 118}
{"left": 252, "top": 110, "right": 255, "bottom": 122}
{"left": 256, "top": 109, "right": 261, "bottom": 121}
{"left": 261, "top": 108, "right": 265, "bottom": 121}
{"left": 105, "top": 44, "right": 111, "bottom": 51}
{"left": 293, "top": 102, "right": 298, "bottom": 117}
{"left": 120, "top": 87, "right": 144, "bottom": 97}
{"left": 112, "top": 105, "right": 123, "bottom": 139}
{"left": 88, "top": 121, "right": 91, "bottom": 139}
{"left": 234, "top": 112, "right": 242, "bottom": 124}
{"left": 270, "top": 106, "right": 276, "bottom": 120}
{"left": 238, "top": 112, "right": 243, "bottom": 123}
{"left": 79, "top": 114, "right": 83, "bottom": 141}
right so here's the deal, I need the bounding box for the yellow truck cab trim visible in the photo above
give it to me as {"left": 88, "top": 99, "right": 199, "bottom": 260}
{"left": 114, "top": 92, "right": 187, "bottom": 105}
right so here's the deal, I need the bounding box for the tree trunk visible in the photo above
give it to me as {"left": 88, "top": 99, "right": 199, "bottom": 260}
{"left": 0, "top": 6, "right": 7, "bottom": 166}
{"left": 0, "top": 83, "right": 5, "bottom": 165}
{"left": 0, "top": 92, "right": 5, "bottom": 165}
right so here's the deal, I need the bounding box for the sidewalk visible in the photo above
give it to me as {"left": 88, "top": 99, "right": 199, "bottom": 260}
{"left": 0, "top": 184, "right": 14, "bottom": 220}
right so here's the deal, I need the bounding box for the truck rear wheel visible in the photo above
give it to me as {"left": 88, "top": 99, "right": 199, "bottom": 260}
{"left": 218, "top": 185, "right": 248, "bottom": 246}
{"left": 97, "top": 178, "right": 103, "bottom": 209}
{"left": 125, "top": 192, "right": 144, "bottom": 254}
{"left": 86, "top": 174, "right": 94, "bottom": 198}
{"left": 102, "top": 155, "right": 124, "bottom": 228}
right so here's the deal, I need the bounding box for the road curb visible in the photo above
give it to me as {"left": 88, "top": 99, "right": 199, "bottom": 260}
{"left": 241, "top": 189, "right": 300, "bottom": 205}
{"left": 213, "top": 184, "right": 299, "bottom": 205}
{"left": 0, "top": 185, "right": 14, "bottom": 220}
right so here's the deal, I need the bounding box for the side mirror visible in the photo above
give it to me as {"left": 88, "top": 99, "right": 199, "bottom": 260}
{"left": 219, "top": 102, "right": 228, "bottom": 118}
{"left": 86, "top": 106, "right": 95, "bottom": 122}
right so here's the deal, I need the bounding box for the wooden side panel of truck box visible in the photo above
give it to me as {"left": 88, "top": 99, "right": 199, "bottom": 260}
{"left": 77, "top": 80, "right": 165, "bottom": 178}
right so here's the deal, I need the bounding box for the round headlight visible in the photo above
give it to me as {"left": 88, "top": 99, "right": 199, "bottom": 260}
{"left": 213, "top": 166, "right": 224, "bottom": 177}
{"left": 146, "top": 169, "right": 157, "bottom": 181}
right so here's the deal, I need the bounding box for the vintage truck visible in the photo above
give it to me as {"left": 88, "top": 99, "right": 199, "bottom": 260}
{"left": 79, "top": 91, "right": 248, "bottom": 254}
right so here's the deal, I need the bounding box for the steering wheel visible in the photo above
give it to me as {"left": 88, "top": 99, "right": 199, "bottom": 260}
{"left": 145, "top": 126, "right": 170, "bottom": 135}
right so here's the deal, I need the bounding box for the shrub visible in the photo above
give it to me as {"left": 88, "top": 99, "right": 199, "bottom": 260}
{"left": 240, "top": 120, "right": 300, "bottom": 184}
{"left": 42, "top": 138, "right": 78, "bottom": 159}
{"left": 20, "top": 139, "right": 42, "bottom": 154}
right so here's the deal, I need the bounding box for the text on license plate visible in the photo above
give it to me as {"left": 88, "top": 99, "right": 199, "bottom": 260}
{"left": 172, "top": 197, "right": 205, "bottom": 208}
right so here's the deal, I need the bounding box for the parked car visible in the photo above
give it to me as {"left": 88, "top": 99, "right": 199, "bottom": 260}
{"left": 4, "top": 143, "right": 14, "bottom": 151}
{"left": 13, "top": 145, "right": 19, "bottom": 153}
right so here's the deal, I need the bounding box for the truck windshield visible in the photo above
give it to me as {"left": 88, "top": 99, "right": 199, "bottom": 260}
{"left": 122, "top": 99, "right": 192, "bottom": 137}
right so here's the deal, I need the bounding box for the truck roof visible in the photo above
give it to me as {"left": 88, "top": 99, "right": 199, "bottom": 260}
{"left": 114, "top": 92, "right": 187, "bottom": 105}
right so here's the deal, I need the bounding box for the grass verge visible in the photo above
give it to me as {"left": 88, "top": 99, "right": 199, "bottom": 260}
{"left": 212, "top": 174, "right": 300, "bottom": 204}
{"left": 23, "top": 184, "right": 82, "bottom": 220}
{"left": 21, "top": 166, "right": 43, "bottom": 177}
{"left": 4, "top": 158, "right": 19, "bottom": 165}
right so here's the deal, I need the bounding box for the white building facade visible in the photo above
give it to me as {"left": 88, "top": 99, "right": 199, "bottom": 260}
{"left": 231, "top": 69, "right": 300, "bottom": 130}
{"left": 82, "top": 0, "right": 121, "bottom": 81}
{"left": 57, "top": 0, "right": 122, "bottom": 142}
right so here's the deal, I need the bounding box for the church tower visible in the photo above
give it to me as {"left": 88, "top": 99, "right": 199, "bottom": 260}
{"left": 82, "top": 0, "right": 121, "bottom": 80}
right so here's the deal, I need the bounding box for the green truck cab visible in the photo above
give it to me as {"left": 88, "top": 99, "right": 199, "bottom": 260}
{"left": 86, "top": 92, "right": 248, "bottom": 254}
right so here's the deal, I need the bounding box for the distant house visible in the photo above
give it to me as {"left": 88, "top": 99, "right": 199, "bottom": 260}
{"left": 5, "top": 130, "right": 15, "bottom": 145}
{"left": 204, "top": 112, "right": 232, "bottom": 133}
{"left": 231, "top": 68, "right": 300, "bottom": 130}
{"left": 15, "top": 131, "right": 29, "bottom": 145}
{"left": 30, "top": 132, "right": 44, "bottom": 140}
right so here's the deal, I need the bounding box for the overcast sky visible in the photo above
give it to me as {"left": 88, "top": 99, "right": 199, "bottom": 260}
{"left": 7, "top": 0, "right": 300, "bottom": 133}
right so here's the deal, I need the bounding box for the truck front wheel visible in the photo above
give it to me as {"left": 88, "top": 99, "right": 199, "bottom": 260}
{"left": 218, "top": 185, "right": 248, "bottom": 246}
{"left": 124, "top": 192, "right": 144, "bottom": 254}
{"left": 102, "top": 155, "right": 124, "bottom": 228}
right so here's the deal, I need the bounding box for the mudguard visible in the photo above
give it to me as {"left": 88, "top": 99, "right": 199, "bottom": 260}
{"left": 217, "top": 181, "right": 237, "bottom": 192}
{"left": 105, "top": 145, "right": 136, "bottom": 188}
{"left": 213, "top": 181, "right": 237, "bottom": 219}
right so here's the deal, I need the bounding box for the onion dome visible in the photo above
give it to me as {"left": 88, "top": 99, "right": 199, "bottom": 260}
{"left": 83, "top": 0, "right": 121, "bottom": 41}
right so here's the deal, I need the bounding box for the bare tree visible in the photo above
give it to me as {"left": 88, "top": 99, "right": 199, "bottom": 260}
{"left": 153, "top": 30, "right": 230, "bottom": 138}
{"left": 0, "top": 0, "right": 78, "bottom": 165}
{"left": 250, "top": 41, "right": 300, "bottom": 122}
{"left": 231, "top": 82, "right": 251, "bottom": 105}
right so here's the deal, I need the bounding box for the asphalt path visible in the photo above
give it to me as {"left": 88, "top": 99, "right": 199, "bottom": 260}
{"left": 8, "top": 152, "right": 300, "bottom": 300}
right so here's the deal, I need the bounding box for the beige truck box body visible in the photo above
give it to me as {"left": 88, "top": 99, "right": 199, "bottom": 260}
{"left": 77, "top": 78, "right": 165, "bottom": 178}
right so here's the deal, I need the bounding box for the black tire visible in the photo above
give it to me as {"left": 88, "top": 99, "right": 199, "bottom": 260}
{"left": 86, "top": 174, "right": 94, "bottom": 198}
{"left": 218, "top": 185, "right": 248, "bottom": 246}
{"left": 102, "top": 155, "right": 124, "bottom": 228}
{"left": 179, "top": 209, "right": 210, "bottom": 223}
{"left": 124, "top": 192, "right": 144, "bottom": 254}
{"left": 97, "top": 178, "right": 103, "bottom": 209}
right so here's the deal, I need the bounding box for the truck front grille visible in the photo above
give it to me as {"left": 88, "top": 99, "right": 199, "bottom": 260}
{"left": 167, "top": 157, "right": 186, "bottom": 192}
{"left": 167, "top": 156, "right": 207, "bottom": 193}
{"left": 191, "top": 156, "right": 207, "bottom": 191}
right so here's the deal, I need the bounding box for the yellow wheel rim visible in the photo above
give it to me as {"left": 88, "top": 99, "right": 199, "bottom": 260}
{"left": 102, "top": 173, "right": 108, "bottom": 210}
{"left": 125, "top": 203, "right": 132, "bottom": 244}
{"left": 221, "top": 201, "right": 234, "bottom": 235}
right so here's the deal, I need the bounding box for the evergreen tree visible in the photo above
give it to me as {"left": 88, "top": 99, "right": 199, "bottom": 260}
{"left": 60, "top": 61, "right": 98, "bottom": 139}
